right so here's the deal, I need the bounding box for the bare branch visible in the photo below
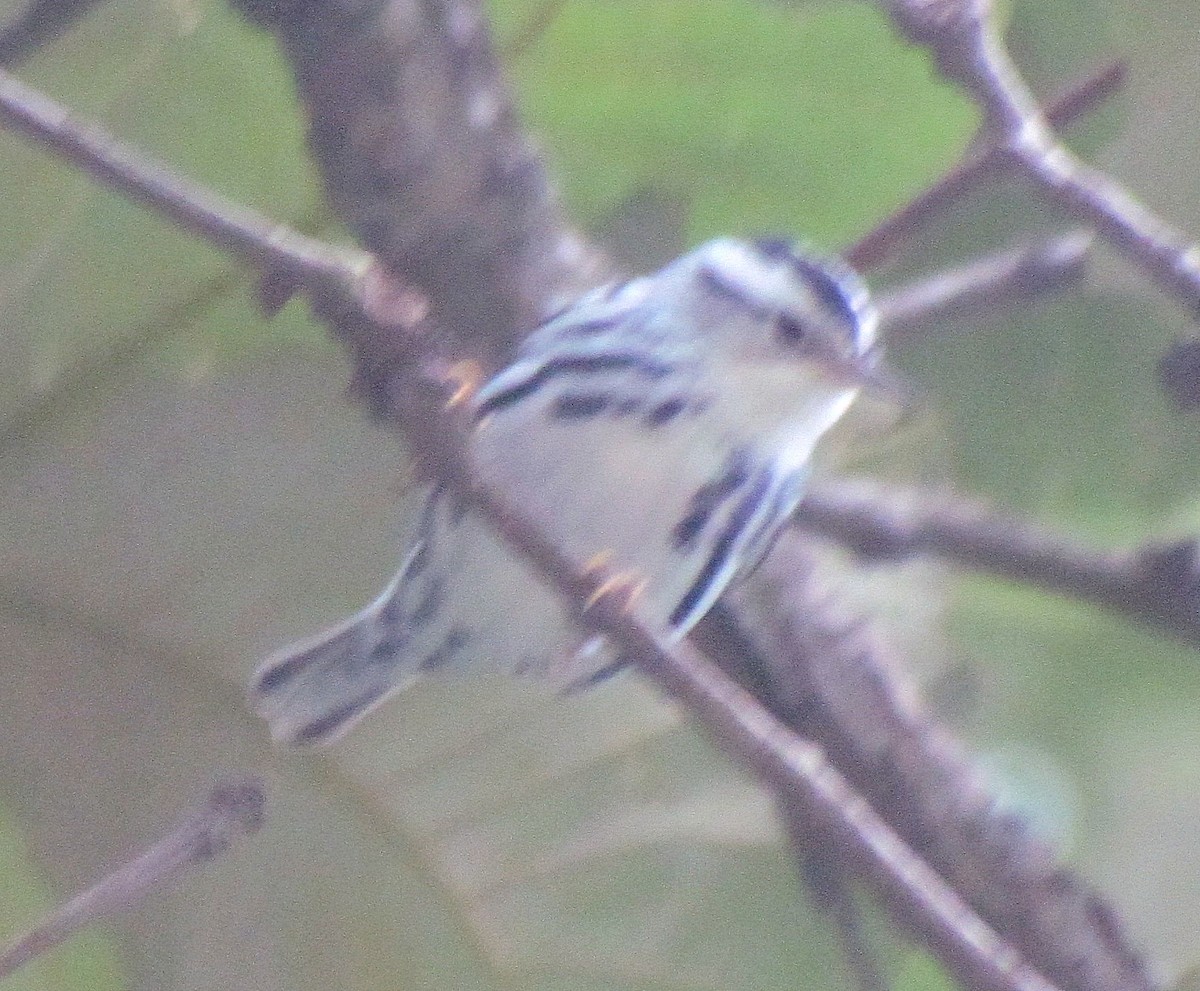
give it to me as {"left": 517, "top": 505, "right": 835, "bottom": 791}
{"left": 878, "top": 0, "right": 1200, "bottom": 312}
{"left": 799, "top": 480, "right": 1200, "bottom": 650}
{"left": 847, "top": 59, "right": 1125, "bottom": 270}
{"left": 0, "top": 778, "right": 264, "bottom": 978}
{"left": 229, "top": 0, "right": 604, "bottom": 365}
{"left": 877, "top": 231, "right": 1092, "bottom": 338}
{"left": 0, "top": 69, "right": 367, "bottom": 293}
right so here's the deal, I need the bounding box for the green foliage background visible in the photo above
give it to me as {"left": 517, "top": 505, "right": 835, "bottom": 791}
{"left": 1, "top": 1, "right": 1198, "bottom": 989}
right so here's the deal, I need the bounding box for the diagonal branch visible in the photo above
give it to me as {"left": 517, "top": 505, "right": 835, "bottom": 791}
{"left": 0, "top": 70, "right": 368, "bottom": 292}
{"left": 0, "top": 779, "right": 264, "bottom": 978}
{"left": 847, "top": 59, "right": 1125, "bottom": 270}
{"left": 879, "top": 0, "right": 1200, "bottom": 312}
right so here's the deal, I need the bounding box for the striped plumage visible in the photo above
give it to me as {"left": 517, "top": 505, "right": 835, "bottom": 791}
{"left": 251, "top": 237, "right": 879, "bottom": 746}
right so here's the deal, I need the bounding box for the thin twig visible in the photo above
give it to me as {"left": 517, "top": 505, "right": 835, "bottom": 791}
{"left": 0, "top": 778, "right": 264, "bottom": 978}
{"left": 0, "top": 69, "right": 367, "bottom": 293}
{"left": 799, "top": 480, "right": 1200, "bottom": 649}
{"left": 847, "top": 59, "right": 1126, "bottom": 270}
{"left": 503, "top": 0, "right": 569, "bottom": 59}
{"left": 879, "top": 0, "right": 1200, "bottom": 312}
{"left": 877, "top": 231, "right": 1092, "bottom": 338}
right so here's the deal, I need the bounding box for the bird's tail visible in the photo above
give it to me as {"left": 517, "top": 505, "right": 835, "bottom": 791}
{"left": 248, "top": 491, "right": 468, "bottom": 746}
{"left": 248, "top": 544, "right": 428, "bottom": 746}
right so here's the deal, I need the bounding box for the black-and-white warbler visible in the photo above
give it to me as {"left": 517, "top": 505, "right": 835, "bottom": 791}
{"left": 251, "top": 237, "right": 880, "bottom": 745}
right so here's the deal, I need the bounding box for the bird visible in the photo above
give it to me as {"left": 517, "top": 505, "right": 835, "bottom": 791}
{"left": 250, "top": 237, "right": 881, "bottom": 746}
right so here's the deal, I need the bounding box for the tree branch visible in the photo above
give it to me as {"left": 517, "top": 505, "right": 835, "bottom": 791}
{"left": 799, "top": 480, "right": 1200, "bottom": 650}
{"left": 879, "top": 0, "right": 1200, "bottom": 312}
{"left": 847, "top": 59, "right": 1125, "bottom": 270}
{"left": 0, "top": 69, "right": 367, "bottom": 293}
{"left": 0, "top": 778, "right": 264, "bottom": 978}
{"left": 877, "top": 231, "right": 1092, "bottom": 338}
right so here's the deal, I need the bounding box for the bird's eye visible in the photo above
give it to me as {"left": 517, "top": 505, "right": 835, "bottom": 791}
{"left": 776, "top": 312, "right": 806, "bottom": 342}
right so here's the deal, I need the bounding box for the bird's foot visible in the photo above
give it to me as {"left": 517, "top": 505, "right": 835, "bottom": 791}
{"left": 442, "top": 359, "right": 485, "bottom": 408}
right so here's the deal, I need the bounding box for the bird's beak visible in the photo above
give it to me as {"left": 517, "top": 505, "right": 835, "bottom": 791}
{"left": 812, "top": 344, "right": 917, "bottom": 409}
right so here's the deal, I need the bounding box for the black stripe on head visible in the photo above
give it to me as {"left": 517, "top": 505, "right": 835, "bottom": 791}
{"left": 752, "top": 237, "right": 869, "bottom": 341}
{"left": 697, "top": 263, "right": 770, "bottom": 319}
{"left": 788, "top": 253, "right": 868, "bottom": 336}
{"left": 476, "top": 353, "right": 673, "bottom": 418}
{"left": 753, "top": 237, "right": 794, "bottom": 261}
{"left": 669, "top": 463, "right": 773, "bottom": 630}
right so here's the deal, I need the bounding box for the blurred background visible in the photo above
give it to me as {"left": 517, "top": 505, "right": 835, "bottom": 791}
{"left": 1, "top": 1, "right": 1199, "bottom": 989}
